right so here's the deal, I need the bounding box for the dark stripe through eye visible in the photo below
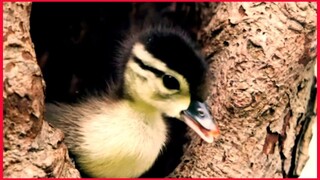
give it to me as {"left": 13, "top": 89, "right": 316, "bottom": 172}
{"left": 133, "top": 56, "right": 164, "bottom": 77}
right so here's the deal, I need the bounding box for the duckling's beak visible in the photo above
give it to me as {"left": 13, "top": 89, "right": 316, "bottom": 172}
{"left": 180, "top": 100, "right": 220, "bottom": 143}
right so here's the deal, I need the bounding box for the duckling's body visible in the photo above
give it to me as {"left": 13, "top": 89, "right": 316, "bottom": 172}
{"left": 46, "top": 96, "right": 166, "bottom": 177}
{"left": 45, "top": 26, "right": 219, "bottom": 178}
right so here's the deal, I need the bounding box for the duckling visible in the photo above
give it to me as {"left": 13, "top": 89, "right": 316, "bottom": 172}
{"left": 45, "top": 26, "right": 220, "bottom": 178}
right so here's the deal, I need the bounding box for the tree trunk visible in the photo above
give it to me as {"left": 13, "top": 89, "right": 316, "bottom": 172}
{"left": 170, "top": 2, "right": 317, "bottom": 178}
{"left": 3, "top": 2, "right": 316, "bottom": 178}
{"left": 3, "top": 2, "right": 80, "bottom": 178}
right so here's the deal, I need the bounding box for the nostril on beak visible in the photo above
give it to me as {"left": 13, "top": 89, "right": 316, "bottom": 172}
{"left": 197, "top": 108, "right": 205, "bottom": 117}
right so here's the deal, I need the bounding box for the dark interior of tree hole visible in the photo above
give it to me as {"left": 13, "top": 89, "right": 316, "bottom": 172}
{"left": 30, "top": 2, "right": 203, "bottom": 177}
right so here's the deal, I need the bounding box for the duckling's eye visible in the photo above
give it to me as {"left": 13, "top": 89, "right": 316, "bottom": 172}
{"left": 162, "top": 75, "right": 180, "bottom": 90}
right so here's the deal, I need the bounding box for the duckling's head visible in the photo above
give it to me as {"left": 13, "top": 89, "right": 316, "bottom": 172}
{"left": 121, "top": 27, "right": 219, "bottom": 142}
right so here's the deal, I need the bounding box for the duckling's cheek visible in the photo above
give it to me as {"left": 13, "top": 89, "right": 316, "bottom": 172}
{"left": 162, "top": 96, "right": 190, "bottom": 118}
{"left": 180, "top": 96, "right": 191, "bottom": 112}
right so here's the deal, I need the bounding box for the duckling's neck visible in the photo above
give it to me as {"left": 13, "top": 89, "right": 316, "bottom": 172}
{"left": 126, "top": 98, "right": 160, "bottom": 121}
{"left": 121, "top": 83, "right": 162, "bottom": 123}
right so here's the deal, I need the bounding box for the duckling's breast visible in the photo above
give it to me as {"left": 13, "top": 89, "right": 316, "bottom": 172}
{"left": 75, "top": 101, "right": 167, "bottom": 178}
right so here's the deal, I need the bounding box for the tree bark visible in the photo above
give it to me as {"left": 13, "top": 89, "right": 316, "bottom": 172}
{"left": 3, "top": 2, "right": 316, "bottom": 178}
{"left": 170, "top": 2, "right": 317, "bottom": 178}
{"left": 3, "top": 2, "right": 80, "bottom": 178}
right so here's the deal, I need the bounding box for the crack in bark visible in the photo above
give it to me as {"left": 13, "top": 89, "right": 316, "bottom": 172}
{"left": 288, "top": 79, "right": 316, "bottom": 177}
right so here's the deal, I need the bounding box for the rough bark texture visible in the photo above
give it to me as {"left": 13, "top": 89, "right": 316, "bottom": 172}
{"left": 169, "top": 2, "right": 317, "bottom": 178}
{"left": 3, "top": 2, "right": 316, "bottom": 178}
{"left": 3, "top": 2, "right": 80, "bottom": 178}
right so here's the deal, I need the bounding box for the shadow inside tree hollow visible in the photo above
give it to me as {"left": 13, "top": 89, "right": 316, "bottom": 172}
{"left": 29, "top": 2, "right": 201, "bottom": 177}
